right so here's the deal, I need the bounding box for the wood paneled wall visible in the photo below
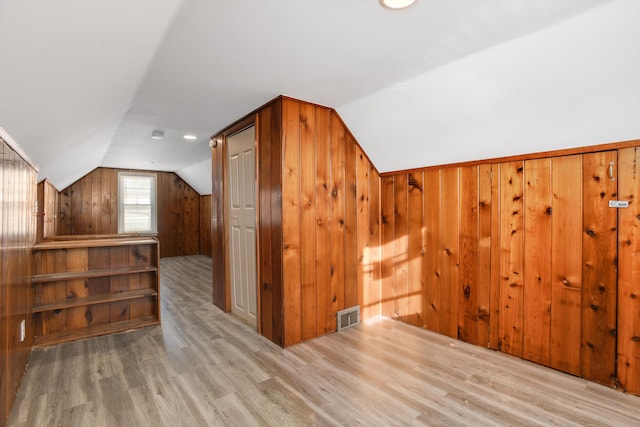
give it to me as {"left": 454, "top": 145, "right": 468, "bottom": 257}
{"left": 1, "top": 138, "right": 37, "bottom": 427}
{"left": 213, "top": 97, "right": 381, "bottom": 348}
{"left": 36, "top": 179, "right": 58, "bottom": 242}
{"left": 200, "top": 195, "right": 212, "bottom": 257}
{"left": 380, "top": 149, "right": 638, "bottom": 391}
{"left": 58, "top": 168, "right": 202, "bottom": 258}
{"left": 278, "top": 98, "right": 380, "bottom": 347}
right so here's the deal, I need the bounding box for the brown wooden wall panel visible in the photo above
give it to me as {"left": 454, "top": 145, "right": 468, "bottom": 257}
{"left": 581, "top": 151, "right": 617, "bottom": 386}
{"left": 1, "top": 138, "right": 37, "bottom": 427}
{"left": 282, "top": 100, "right": 302, "bottom": 347}
{"left": 423, "top": 170, "right": 440, "bottom": 332}
{"left": 329, "top": 112, "right": 346, "bottom": 330}
{"left": 211, "top": 127, "right": 227, "bottom": 312}
{"left": 477, "top": 164, "right": 493, "bottom": 348}
{"left": 367, "top": 163, "right": 382, "bottom": 321}
{"left": 458, "top": 166, "right": 479, "bottom": 345}
{"left": 498, "top": 161, "right": 524, "bottom": 356}
{"left": 407, "top": 172, "right": 424, "bottom": 327}
{"left": 522, "top": 158, "right": 552, "bottom": 366}
{"left": 37, "top": 179, "right": 58, "bottom": 242}
{"left": 58, "top": 168, "right": 202, "bottom": 258}
{"left": 617, "top": 147, "right": 640, "bottom": 395}
{"left": 550, "top": 155, "right": 583, "bottom": 375}
{"left": 380, "top": 176, "right": 395, "bottom": 319}
{"left": 315, "top": 108, "right": 332, "bottom": 335}
{"left": 392, "top": 174, "right": 408, "bottom": 323}
{"left": 200, "top": 195, "right": 212, "bottom": 257}
{"left": 439, "top": 168, "right": 459, "bottom": 339}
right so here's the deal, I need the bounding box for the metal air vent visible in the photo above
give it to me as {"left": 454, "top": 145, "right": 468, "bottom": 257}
{"left": 337, "top": 306, "right": 360, "bottom": 331}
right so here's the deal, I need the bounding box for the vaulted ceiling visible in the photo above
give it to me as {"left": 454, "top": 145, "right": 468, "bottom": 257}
{"left": 1, "top": 0, "right": 638, "bottom": 195}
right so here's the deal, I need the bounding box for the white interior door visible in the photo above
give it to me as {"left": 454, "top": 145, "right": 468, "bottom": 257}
{"left": 228, "top": 126, "right": 257, "bottom": 327}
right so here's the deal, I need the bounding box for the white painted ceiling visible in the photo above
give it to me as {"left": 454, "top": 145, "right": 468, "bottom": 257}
{"left": 1, "top": 0, "right": 638, "bottom": 195}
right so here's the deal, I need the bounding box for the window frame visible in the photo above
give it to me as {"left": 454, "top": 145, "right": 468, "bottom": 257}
{"left": 117, "top": 171, "right": 158, "bottom": 235}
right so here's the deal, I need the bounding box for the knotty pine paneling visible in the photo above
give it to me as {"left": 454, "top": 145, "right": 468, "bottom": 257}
{"left": 617, "top": 147, "right": 640, "bottom": 395}
{"left": 1, "top": 138, "right": 37, "bottom": 427}
{"left": 380, "top": 150, "right": 630, "bottom": 392}
{"left": 58, "top": 168, "right": 202, "bottom": 258}
{"left": 218, "top": 97, "right": 380, "bottom": 347}
{"left": 211, "top": 125, "right": 228, "bottom": 312}
{"left": 581, "top": 151, "right": 617, "bottom": 386}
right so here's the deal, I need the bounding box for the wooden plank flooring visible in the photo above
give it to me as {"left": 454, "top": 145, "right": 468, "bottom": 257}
{"left": 8, "top": 255, "right": 640, "bottom": 426}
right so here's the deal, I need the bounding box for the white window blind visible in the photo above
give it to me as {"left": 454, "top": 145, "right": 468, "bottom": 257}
{"left": 118, "top": 172, "right": 157, "bottom": 234}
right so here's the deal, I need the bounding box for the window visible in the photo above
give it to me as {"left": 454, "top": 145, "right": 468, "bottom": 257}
{"left": 118, "top": 172, "right": 157, "bottom": 234}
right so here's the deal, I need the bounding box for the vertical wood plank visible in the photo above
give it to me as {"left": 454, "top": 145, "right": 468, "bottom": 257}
{"left": 282, "top": 99, "right": 302, "bottom": 346}
{"left": 498, "top": 161, "right": 524, "bottom": 356}
{"left": 257, "top": 108, "right": 273, "bottom": 341}
{"left": 344, "top": 135, "right": 358, "bottom": 309}
{"left": 550, "top": 155, "right": 583, "bottom": 376}
{"left": 407, "top": 172, "right": 424, "bottom": 327}
{"left": 477, "top": 164, "right": 492, "bottom": 348}
{"left": 440, "top": 168, "right": 459, "bottom": 339}
{"left": 617, "top": 147, "right": 640, "bottom": 394}
{"left": 458, "top": 166, "right": 479, "bottom": 344}
{"left": 582, "top": 151, "right": 617, "bottom": 386}
{"left": 329, "top": 112, "right": 346, "bottom": 331}
{"left": 380, "top": 176, "right": 395, "bottom": 319}
{"left": 423, "top": 169, "right": 440, "bottom": 332}
{"left": 91, "top": 168, "right": 102, "bottom": 233}
{"left": 488, "top": 164, "right": 501, "bottom": 350}
{"left": 356, "top": 147, "right": 371, "bottom": 319}
{"left": 522, "top": 158, "right": 552, "bottom": 366}
{"left": 393, "top": 174, "right": 409, "bottom": 322}
{"left": 315, "top": 108, "right": 332, "bottom": 335}
{"left": 300, "top": 103, "right": 317, "bottom": 341}
{"left": 367, "top": 167, "right": 382, "bottom": 321}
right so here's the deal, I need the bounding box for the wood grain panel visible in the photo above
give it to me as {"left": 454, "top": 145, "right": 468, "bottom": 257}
{"left": 617, "top": 147, "right": 640, "bottom": 395}
{"left": 380, "top": 176, "right": 395, "bottom": 319}
{"left": 522, "top": 158, "right": 552, "bottom": 366}
{"left": 477, "top": 164, "right": 492, "bottom": 348}
{"left": 440, "top": 168, "right": 459, "bottom": 339}
{"left": 344, "top": 135, "right": 358, "bottom": 310}
{"left": 392, "top": 174, "right": 408, "bottom": 322}
{"left": 459, "top": 166, "right": 479, "bottom": 344}
{"left": 407, "top": 172, "right": 424, "bottom": 327}
{"left": 282, "top": 99, "right": 302, "bottom": 346}
{"left": 200, "top": 195, "right": 212, "bottom": 257}
{"left": 550, "top": 155, "right": 583, "bottom": 376}
{"left": 300, "top": 103, "right": 317, "bottom": 341}
{"left": 581, "top": 151, "right": 617, "bottom": 386}
{"left": 1, "top": 138, "right": 37, "bottom": 427}
{"left": 57, "top": 168, "right": 202, "bottom": 258}
{"left": 356, "top": 147, "right": 371, "bottom": 319}
{"left": 498, "top": 161, "right": 524, "bottom": 356}
{"left": 315, "top": 107, "right": 332, "bottom": 335}
{"left": 211, "top": 129, "right": 227, "bottom": 311}
{"left": 423, "top": 169, "right": 440, "bottom": 332}
{"left": 329, "top": 112, "right": 346, "bottom": 331}
{"left": 367, "top": 165, "right": 381, "bottom": 321}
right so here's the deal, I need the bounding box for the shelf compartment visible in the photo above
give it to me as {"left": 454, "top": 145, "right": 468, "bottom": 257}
{"left": 33, "top": 288, "right": 158, "bottom": 313}
{"left": 32, "top": 265, "right": 158, "bottom": 283}
{"left": 32, "top": 316, "right": 159, "bottom": 348}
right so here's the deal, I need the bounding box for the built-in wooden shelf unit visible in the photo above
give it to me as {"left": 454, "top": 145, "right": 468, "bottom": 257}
{"left": 31, "top": 236, "right": 160, "bottom": 347}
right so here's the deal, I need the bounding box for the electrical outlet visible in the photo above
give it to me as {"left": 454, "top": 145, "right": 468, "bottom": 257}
{"left": 19, "top": 319, "right": 25, "bottom": 342}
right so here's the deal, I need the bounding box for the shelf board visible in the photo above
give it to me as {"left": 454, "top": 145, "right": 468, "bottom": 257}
{"left": 32, "top": 265, "right": 158, "bottom": 283}
{"left": 33, "top": 236, "right": 158, "bottom": 250}
{"left": 32, "top": 316, "right": 159, "bottom": 348}
{"left": 33, "top": 288, "right": 158, "bottom": 313}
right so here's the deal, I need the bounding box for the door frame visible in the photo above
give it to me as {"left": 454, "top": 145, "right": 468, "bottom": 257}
{"left": 215, "top": 115, "right": 261, "bottom": 333}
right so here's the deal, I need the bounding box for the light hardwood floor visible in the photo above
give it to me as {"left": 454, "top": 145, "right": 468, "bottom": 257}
{"left": 8, "top": 255, "right": 640, "bottom": 426}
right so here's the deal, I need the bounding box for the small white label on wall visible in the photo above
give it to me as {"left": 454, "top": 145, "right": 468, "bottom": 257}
{"left": 19, "top": 319, "right": 25, "bottom": 342}
{"left": 609, "top": 200, "right": 629, "bottom": 208}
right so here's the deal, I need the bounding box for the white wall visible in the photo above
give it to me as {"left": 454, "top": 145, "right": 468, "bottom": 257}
{"left": 339, "top": 0, "right": 640, "bottom": 173}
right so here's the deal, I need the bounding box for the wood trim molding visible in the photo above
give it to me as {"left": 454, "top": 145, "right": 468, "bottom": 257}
{"left": 380, "top": 138, "right": 640, "bottom": 177}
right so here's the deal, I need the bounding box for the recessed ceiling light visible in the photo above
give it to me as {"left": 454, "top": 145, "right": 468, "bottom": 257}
{"left": 151, "top": 130, "right": 164, "bottom": 140}
{"left": 380, "top": 0, "right": 416, "bottom": 9}
{"left": 183, "top": 134, "right": 197, "bottom": 140}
